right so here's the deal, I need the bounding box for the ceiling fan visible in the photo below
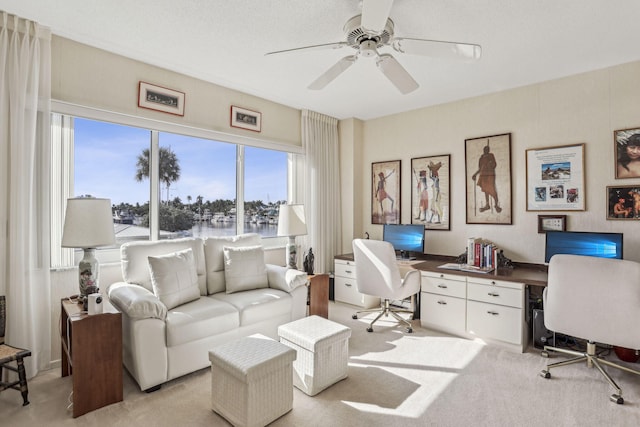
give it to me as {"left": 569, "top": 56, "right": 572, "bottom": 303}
{"left": 265, "top": 0, "right": 481, "bottom": 94}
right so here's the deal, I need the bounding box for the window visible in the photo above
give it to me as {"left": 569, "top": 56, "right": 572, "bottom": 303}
{"left": 53, "top": 108, "right": 296, "bottom": 267}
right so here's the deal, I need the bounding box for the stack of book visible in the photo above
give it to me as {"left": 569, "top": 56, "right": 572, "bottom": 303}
{"left": 467, "top": 237, "right": 498, "bottom": 271}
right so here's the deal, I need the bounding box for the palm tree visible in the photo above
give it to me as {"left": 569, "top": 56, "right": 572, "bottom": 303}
{"left": 135, "top": 146, "right": 181, "bottom": 203}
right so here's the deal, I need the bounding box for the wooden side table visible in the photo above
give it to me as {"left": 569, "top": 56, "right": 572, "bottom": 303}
{"left": 307, "top": 274, "right": 329, "bottom": 319}
{"left": 61, "top": 298, "right": 123, "bottom": 418}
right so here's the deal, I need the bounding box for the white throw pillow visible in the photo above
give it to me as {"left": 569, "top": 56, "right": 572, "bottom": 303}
{"left": 223, "top": 245, "right": 268, "bottom": 293}
{"left": 148, "top": 248, "right": 200, "bottom": 310}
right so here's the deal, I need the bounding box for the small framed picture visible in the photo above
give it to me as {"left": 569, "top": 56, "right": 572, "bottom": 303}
{"left": 138, "top": 81, "right": 185, "bottom": 116}
{"left": 230, "top": 106, "right": 262, "bottom": 132}
{"left": 537, "top": 215, "right": 567, "bottom": 233}
{"left": 614, "top": 127, "right": 640, "bottom": 179}
{"left": 606, "top": 185, "right": 640, "bottom": 220}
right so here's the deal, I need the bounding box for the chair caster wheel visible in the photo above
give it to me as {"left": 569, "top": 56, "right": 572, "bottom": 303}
{"left": 540, "top": 370, "right": 550, "bottom": 379}
{"left": 541, "top": 351, "right": 549, "bottom": 358}
{"left": 611, "top": 394, "right": 624, "bottom": 404}
{"left": 366, "top": 327, "right": 373, "bottom": 333}
{"left": 406, "top": 328, "right": 413, "bottom": 333}
{"left": 352, "top": 314, "right": 358, "bottom": 319}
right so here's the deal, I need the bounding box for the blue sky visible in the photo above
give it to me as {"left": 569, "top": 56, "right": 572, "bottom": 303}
{"left": 73, "top": 118, "right": 287, "bottom": 205}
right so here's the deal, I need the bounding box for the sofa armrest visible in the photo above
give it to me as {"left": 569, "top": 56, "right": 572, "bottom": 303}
{"left": 266, "top": 264, "right": 308, "bottom": 293}
{"left": 108, "top": 282, "right": 167, "bottom": 320}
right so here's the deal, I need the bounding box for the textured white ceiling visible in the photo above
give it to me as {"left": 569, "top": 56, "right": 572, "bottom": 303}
{"left": 2, "top": 0, "right": 640, "bottom": 120}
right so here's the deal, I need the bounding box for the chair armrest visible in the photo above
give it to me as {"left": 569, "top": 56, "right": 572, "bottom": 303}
{"left": 108, "top": 282, "right": 167, "bottom": 320}
{"left": 266, "top": 264, "right": 308, "bottom": 292}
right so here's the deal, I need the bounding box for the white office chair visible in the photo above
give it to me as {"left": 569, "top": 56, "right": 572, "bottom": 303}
{"left": 540, "top": 254, "right": 640, "bottom": 404}
{"left": 351, "top": 239, "right": 421, "bottom": 333}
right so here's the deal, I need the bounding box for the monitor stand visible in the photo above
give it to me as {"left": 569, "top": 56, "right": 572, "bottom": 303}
{"left": 397, "top": 251, "right": 417, "bottom": 261}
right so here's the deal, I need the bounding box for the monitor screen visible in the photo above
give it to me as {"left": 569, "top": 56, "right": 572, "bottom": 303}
{"left": 383, "top": 224, "right": 425, "bottom": 258}
{"left": 544, "top": 231, "right": 623, "bottom": 263}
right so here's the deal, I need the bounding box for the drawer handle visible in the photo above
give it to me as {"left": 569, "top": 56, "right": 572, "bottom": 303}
{"left": 345, "top": 270, "right": 353, "bottom": 274}
{"left": 491, "top": 281, "right": 496, "bottom": 285}
{"left": 345, "top": 283, "right": 352, "bottom": 287}
{"left": 437, "top": 300, "right": 447, "bottom": 305}
{"left": 488, "top": 292, "right": 500, "bottom": 297}
{"left": 487, "top": 311, "right": 499, "bottom": 316}
{"left": 437, "top": 284, "right": 448, "bottom": 289}
{"left": 439, "top": 274, "right": 444, "bottom": 278}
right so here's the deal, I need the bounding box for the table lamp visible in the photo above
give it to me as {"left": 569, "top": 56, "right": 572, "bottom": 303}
{"left": 61, "top": 197, "right": 116, "bottom": 306}
{"left": 277, "top": 204, "right": 307, "bottom": 269}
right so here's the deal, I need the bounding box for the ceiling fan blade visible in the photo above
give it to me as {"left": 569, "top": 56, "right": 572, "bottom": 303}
{"left": 376, "top": 54, "right": 419, "bottom": 94}
{"left": 361, "top": 0, "right": 394, "bottom": 34}
{"left": 393, "top": 37, "right": 482, "bottom": 61}
{"left": 265, "top": 41, "right": 348, "bottom": 56}
{"left": 308, "top": 55, "right": 357, "bottom": 90}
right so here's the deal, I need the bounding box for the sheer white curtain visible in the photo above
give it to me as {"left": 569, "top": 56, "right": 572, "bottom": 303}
{"left": 0, "top": 12, "right": 52, "bottom": 377}
{"left": 301, "top": 110, "right": 342, "bottom": 274}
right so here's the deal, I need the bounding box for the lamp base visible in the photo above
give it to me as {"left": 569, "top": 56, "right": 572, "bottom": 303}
{"left": 78, "top": 248, "right": 100, "bottom": 309}
{"left": 286, "top": 237, "right": 298, "bottom": 269}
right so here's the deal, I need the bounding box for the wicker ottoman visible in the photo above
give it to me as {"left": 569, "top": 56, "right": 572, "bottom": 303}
{"left": 208, "top": 334, "right": 296, "bottom": 427}
{"left": 278, "top": 315, "right": 351, "bottom": 396}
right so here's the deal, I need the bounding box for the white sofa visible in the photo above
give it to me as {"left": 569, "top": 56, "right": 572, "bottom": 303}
{"left": 107, "top": 234, "right": 308, "bottom": 392}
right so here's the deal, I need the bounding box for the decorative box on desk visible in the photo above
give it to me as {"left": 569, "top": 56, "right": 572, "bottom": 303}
{"left": 60, "top": 298, "right": 123, "bottom": 418}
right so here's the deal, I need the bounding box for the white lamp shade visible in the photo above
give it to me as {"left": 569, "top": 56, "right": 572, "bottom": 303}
{"left": 62, "top": 197, "right": 116, "bottom": 248}
{"left": 277, "top": 204, "right": 307, "bottom": 237}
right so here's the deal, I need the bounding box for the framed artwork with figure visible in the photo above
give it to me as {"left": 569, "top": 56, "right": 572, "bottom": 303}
{"left": 615, "top": 127, "right": 640, "bottom": 179}
{"left": 371, "top": 160, "right": 400, "bottom": 224}
{"left": 465, "top": 133, "right": 512, "bottom": 225}
{"left": 411, "top": 154, "right": 450, "bottom": 230}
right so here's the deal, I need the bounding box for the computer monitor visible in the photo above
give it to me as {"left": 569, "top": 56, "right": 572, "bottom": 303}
{"left": 544, "top": 231, "right": 623, "bottom": 263}
{"left": 382, "top": 224, "right": 425, "bottom": 259}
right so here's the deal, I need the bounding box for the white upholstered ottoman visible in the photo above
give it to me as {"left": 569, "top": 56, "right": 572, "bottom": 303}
{"left": 278, "top": 315, "right": 351, "bottom": 396}
{"left": 208, "top": 334, "right": 296, "bottom": 427}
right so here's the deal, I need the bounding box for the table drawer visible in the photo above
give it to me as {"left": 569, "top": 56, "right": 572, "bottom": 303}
{"left": 421, "top": 273, "right": 466, "bottom": 298}
{"left": 467, "top": 282, "right": 523, "bottom": 308}
{"left": 467, "top": 300, "right": 523, "bottom": 345}
{"left": 420, "top": 292, "right": 466, "bottom": 333}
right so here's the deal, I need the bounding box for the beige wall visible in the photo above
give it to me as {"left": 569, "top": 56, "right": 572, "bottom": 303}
{"left": 51, "top": 36, "right": 302, "bottom": 147}
{"left": 340, "top": 60, "right": 640, "bottom": 264}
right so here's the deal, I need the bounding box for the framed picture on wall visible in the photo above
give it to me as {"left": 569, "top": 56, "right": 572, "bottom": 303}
{"left": 614, "top": 127, "right": 640, "bottom": 179}
{"left": 537, "top": 215, "right": 567, "bottom": 233}
{"left": 411, "top": 154, "right": 450, "bottom": 230}
{"left": 525, "top": 143, "right": 585, "bottom": 211}
{"left": 464, "top": 133, "right": 512, "bottom": 225}
{"left": 606, "top": 185, "right": 640, "bottom": 220}
{"left": 371, "top": 160, "right": 400, "bottom": 224}
{"left": 230, "top": 105, "right": 262, "bottom": 132}
{"left": 138, "top": 81, "right": 185, "bottom": 116}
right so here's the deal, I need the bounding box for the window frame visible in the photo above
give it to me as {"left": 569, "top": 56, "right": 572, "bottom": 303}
{"left": 52, "top": 100, "right": 304, "bottom": 266}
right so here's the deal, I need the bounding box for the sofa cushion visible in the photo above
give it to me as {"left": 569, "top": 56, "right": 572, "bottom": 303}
{"left": 165, "top": 297, "right": 239, "bottom": 347}
{"left": 223, "top": 245, "right": 269, "bottom": 294}
{"left": 211, "top": 288, "right": 291, "bottom": 326}
{"left": 148, "top": 248, "right": 200, "bottom": 310}
{"left": 121, "top": 238, "right": 207, "bottom": 295}
{"left": 203, "top": 233, "right": 262, "bottom": 294}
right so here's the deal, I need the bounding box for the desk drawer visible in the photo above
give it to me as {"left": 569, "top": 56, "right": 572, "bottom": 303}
{"left": 421, "top": 273, "right": 466, "bottom": 298}
{"left": 420, "top": 292, "right": 466, "bottom": 333}
{"left": 334, "top": 260, "right": 356, "bottom": 279}
{"left": 467, "top": 282, "right": 523, "bottom": 308}
{"left": 467, "top": 300, "right": 523, "bottom": 345}
{"left": 334, "top": 276, "right": 379, "bottom": 308}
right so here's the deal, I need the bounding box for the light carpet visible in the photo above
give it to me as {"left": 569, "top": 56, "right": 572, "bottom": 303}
{"left": 2, "top": 302, "right": 640, "bottom": 426}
